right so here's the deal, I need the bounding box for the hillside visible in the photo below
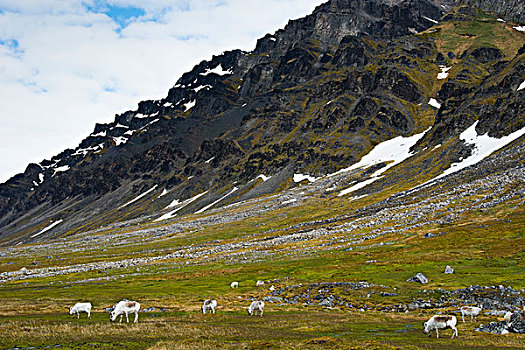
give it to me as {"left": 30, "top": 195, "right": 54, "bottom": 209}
{"left": 0, "top": 0, "right": 522, "bottom": 244}
{"left": 0, "top": 0, "right": 524, "bottom": 348}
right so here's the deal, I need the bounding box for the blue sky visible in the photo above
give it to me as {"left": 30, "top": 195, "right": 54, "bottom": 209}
{"left": 0, "top": 0, "right": 325, "bottom": 183}
{"left": 84, "top": 2, "right": 146, "bottom": 30}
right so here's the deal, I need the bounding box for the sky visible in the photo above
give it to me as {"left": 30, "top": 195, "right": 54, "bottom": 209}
{"left": 0, "top": 0, "right": 325, "bottom": 183}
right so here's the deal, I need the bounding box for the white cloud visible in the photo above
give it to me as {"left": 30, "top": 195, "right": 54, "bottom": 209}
{"left": 0, "top": 0, "right": 325, "bottom": 183}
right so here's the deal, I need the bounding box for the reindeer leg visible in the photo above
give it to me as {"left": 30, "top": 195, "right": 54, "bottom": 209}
{"left": 134, "top": 311, "right": 138, "bottom": 323}
{"left": 436, "top": 328, "right": 439, "bottom": 338}
{"left": 125, "top": 312, "right": 130, "bottom": 323}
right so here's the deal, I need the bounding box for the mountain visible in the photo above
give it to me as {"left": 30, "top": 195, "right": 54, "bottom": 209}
{"left": 0, "top": 0, "right": 523, "bottom": 245}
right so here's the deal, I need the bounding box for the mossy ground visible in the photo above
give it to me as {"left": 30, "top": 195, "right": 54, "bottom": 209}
{"left": 1, "top": 200, "right": 523, "bottom": 349}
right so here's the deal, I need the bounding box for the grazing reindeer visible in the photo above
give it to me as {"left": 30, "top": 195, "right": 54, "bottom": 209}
{"left": 201, "top": 299, "right": 217, "bottom": 314}
{"left": 69, "top": 302, "right": 91, "bottom": 319}
{"left": 423, "top": 315, "right": 458, "bottom": 338}
{"left": 230, "top": 281, "right": 239, "bottom": 288}
{"left": 460, "top": 305, "right": 482, "bottom": 322}
{"left": 504, "top": 311, "right": 513, "bottom": 325}
{"left": 110, "top": 300, "right": 140, "bottom": 323}
{"left": 247, "top": 300, "right": 265, "bottom": 316}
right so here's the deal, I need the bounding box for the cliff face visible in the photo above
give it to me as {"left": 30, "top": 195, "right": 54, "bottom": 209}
{"left": 0, "top": 0, "right": 523, "bottom": 244}
{"left": 462, "top": 0, "right": 525, "bottom": 23}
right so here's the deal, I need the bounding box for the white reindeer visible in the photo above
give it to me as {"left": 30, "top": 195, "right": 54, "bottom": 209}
{"left": 423, "top": 315, "right": 458, "bottom": 338}
{"left": 256, "top": 280, "right": 265, "bottom": 287}
{"left": 202, "top": 299, "right": 217, "bottom": 314}
{"left": 504, "top": 311, "right": 513, "bottom": 325}
{"left": 110, "top": 300, "right": 140, "bottom": 323}
{"left": 460, "top": 305, "right": 482, "bottom": 322}
{"left": 247, "top": 300, "right": 265, "bottom": 316}
{"left": 69, "top": 302, "right": 92, "bottom": 318}
{"left": 230, "top": 281, "right": 239, "bottom": 288}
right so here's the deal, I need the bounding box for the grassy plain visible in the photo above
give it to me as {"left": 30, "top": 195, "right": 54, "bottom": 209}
{"left": 0, "top": 200, "right": 523, "bottom": 349}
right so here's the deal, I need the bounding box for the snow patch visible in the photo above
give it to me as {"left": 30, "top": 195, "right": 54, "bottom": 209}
{"left": 423, "top": 16, "right": 438, "bottom": 24}
{"left": 205, "top": 157, "right": 215, "bottom": 164}
{"left": 163, "top": 102, "right": 173, "bottom": 107}
{"left": 429, "top": 98, "right": 441, "bottom": 109}
{"left": 281, "top": 198, "right": 297, "bottom": 205}
{"left": 349, "top": 194, "right": 368, "bottom": 201}
{"left": 497, "top": 18, "right": 505, "bottom": 22}
{"left": 338, "top": 178, "right": 379, "bottom": 197}
{"left": 194, "top": 85, "right": 212, "bottom": 92}
{"left": 437, "top": 66, "right": 451, "bottom": 80}
{"left": 154, "top": 210, "right": 178, "bottom": 222}
{"left": 114, "top": 123, "right": 129, "bottom": 129}
{"left": 293, "top": 174, "right": 317, "bottom": 183}
{"left": 200, "top": 64, "right": 233, "bottom": 76}
{"left": 183, "top": 100, "right": 196, "bottom": 111}
{"left": 31, "top": 219, "right": 63, "bottom": 238}
{"left": 518, "top": 80, "right": 525, "bottom": 91}
{"left": 423, "top": 121, "right": 525, "bottom": 184}
{"left": 134, "top": 113, "right": 149, "bottom": 119}
{"left": 325, "top": 185, "right": 338, "bottom": 192}
{"left": 113, "top": 136, "right": 128, "bottom": 146}
{"left": 158, "top": 188, "right": 170, "bottom": 198}
{"left": 337, "top": 128, "right": 430, "bottom": 196}
{"left": 195, "top": 187, "right": 238, "bottom": 214}
{"left": 94, "top": 143, "right": 105, "bottom": 153}
{"left": 157, "top": 191, "right": 210, "bottom": 222}
{"left": 91, "top": 131, "right": 106, "bottom": 137}
{"left": 119, "top": 185, "right": 158, "bottom": 209}
{"left": 53, "top": 165, "right": 70, "bottom": 176}
{"left": 137, "top": 119, "right": 159, "bottom": 132}
{"left": 38, "top": 173, "right": 44, "bottom": 183}
{"left": 167, "top": 199, "right": 181, "bottom": 208}
{"left": 256, "top": 174, "right": 271, "bottom": 182}
{"left": 513, "top": 26, "right": 525, "bottom": 32}
{"left": 72, "top": 144, "right": 103, "bottom": 156}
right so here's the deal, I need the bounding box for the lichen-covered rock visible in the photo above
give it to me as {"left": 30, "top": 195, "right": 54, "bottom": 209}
{"left": 508, "top": 312, "right": 525, "bottom": 333}
{"left": 407, "top": 273, "right": 428, "bottom": 284}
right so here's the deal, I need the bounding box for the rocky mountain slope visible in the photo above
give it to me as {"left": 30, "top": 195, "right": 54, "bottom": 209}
{"left": 0, "top": 0, "right": 523, "bottom": 245}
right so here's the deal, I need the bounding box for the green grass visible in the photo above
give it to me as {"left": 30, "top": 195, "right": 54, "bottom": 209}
{"left": 1, "top": 199, "right": 523, "bottom": 349}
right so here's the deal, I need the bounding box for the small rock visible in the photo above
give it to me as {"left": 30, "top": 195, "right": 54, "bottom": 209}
{"left": 319, "top": 299, "right": 333, "bottom": 307}
{"left": 407, "top": 273, "right": 428, "bottom": 284}
{"left": 444, "top": 265, "right": 454, "bottom": 274}
{"left": 263, "top": 296, "right": 283, "bottom": 303}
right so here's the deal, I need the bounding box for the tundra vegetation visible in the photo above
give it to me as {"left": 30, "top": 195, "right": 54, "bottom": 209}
{"left": 0, "top": 151, "right": 523, "bottom": 348}
{"left": 0, "top": 2, "right": 524, "bottom": 350}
